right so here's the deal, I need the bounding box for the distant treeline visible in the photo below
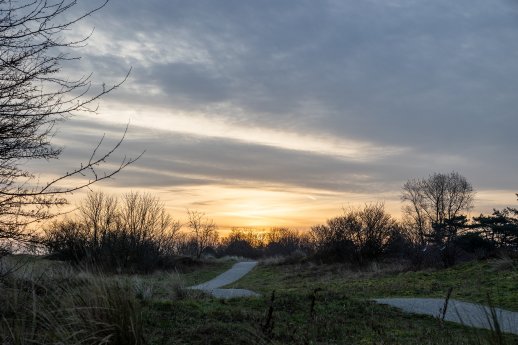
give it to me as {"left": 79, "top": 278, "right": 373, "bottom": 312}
{"left": 40, "top": 172, "right": 518, "bottom": 273}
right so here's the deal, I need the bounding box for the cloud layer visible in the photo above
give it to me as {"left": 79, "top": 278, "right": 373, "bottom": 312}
{"left": 38, "top": 0, "right": 518, "bottom": 226}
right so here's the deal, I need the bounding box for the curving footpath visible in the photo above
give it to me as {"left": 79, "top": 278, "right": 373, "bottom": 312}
{"left": 189, "top": 261, "right": 259, "bottom": 299}
{"left": 375, "top": 298, "right": 518, "bottom": 335}
{"left": 188, "top": 262, "right": 518, "bottom": 333}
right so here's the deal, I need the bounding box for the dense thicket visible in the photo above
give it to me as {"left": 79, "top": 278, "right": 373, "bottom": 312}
{"left": 44, "top": 191, "right": 181, "bottom": 273}
{"left": 217, "top": 227, "right": 310, "bottom": 259}
{"left": 309, "top": 203, "right": 405, "bottom": 264}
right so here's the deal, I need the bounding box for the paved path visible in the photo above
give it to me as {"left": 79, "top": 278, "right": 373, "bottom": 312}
{"left": 375, "top": 298, "right": 518, "bottom": 335}
{"left": 189, "top": 261, "right": 259, "bottom": 299}
{"left": 188, "top": 263, "right": 518, "bottom": 333}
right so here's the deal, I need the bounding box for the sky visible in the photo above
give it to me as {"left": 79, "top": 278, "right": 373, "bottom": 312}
{"left": 34, "top": 0, "right": 518, "bottom": 230}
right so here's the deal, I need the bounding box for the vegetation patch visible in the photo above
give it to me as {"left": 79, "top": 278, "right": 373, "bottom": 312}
{"left": 143, "top": 290, "right": 517, "bottom": 344}
{"left": 2, "top": 256, "right": 518, "bottom": 344}
{"left": 233, "top": 259, "right": 518, "bottom": 311}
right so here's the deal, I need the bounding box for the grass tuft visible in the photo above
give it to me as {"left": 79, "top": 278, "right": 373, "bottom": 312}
{"left": 1, "top": 268, "right": 145, "bottom": 345}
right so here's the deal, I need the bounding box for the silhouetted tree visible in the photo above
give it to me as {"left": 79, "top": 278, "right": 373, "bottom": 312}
{"left": 0, "top": 0, "right": 136, "bottom": 249}
{"left": 44, "top": 191, "right": 181, "bottom": 272}
{"left": 473, "top": 194, "right": 518, "bottom": 249}
{"left": 219, "top": 228, "right": 262, "bottom": 259}
{"left": 310, "top": 222, "right": 356, "bottom": 263}
{"left": 187, "top": 210, "right": 218, "bottom": 259}
{"left": 79, "top": 191, "right": 119, "bottom": 249}
{"left": 264, "top": 227, "right": 305, "bottom": 257}
{"left": 402, "top": 172, "right": 475, "bottom": 266}
{"left": 310, "top": 203, "right": 398, "bottom": 264}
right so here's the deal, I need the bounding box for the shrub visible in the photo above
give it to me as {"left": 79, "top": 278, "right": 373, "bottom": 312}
{"left": 264, "top": 228, "right": 309, "bottom": 257}
{"left": 43, "top": 191, "right": 182, "bottom": 273}
{"left": 218, "top": 228, "right": 263, "bottom": 259}
{"left": 455, "top": 232, "right": 495, "bottom": 259}
{"left": 310, "top": 203, "right": 399, "bottom": 264}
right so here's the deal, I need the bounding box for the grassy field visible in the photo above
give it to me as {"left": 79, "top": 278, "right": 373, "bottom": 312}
{"left": 231, "top": 258, "right": 518, "bottom": 311}
{"left": 142, "top": 257, "right": 518, "bottom": 344}
{"left": 141, "top": 259, "right": 235, "bottom": 300}
{"left": 2, "top": 256, "right": 518, "bottom": 344}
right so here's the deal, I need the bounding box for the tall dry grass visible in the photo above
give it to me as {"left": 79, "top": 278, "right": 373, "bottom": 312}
{"left": 0, "top": 263, "right": 146, "bottom": 345}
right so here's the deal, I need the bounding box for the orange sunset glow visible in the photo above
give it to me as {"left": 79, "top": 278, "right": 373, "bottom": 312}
{"left": 22, "top": 0, "right": 518, "bottom": 233}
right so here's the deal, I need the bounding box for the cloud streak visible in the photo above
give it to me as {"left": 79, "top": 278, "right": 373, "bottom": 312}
{"left": 35, "top": 0, "right": 518, "bottom": 226}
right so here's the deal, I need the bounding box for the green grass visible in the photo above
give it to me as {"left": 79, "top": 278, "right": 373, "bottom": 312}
{"left": 141, "top": 257, "right": 518, "bottom": 344}
{"left": 180, "top": 259, "right": 235, "bottom": 286}
{"left": 232, "top": 259, "right": 518, "bottom": 311}
{"left": 133, "top": 259, "right": 235, "bottom": 300}
{"left": 0, "top": 255, "right": 235, "bottom": 344}
{"left": 3, "top": 256, "right": 518, "bottom": 344}
{"left": 143, "top": 289, "right": 517, "bottom": 344}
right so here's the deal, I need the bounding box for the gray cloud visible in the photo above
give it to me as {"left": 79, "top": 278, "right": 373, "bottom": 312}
{"left": 86, "top": 2, "right": 518, "bottom": 131}
{"left": 40, "top": 119, "right": 391, "bottom": 193}
{"left": 32, "top": 118, "right": 518, "bottom": 199}
{"left": 43, "top": 0, "right": 518, "bottom": 212}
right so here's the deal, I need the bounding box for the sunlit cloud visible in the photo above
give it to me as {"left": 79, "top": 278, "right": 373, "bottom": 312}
{"left": 29, "top": 0, "right": 518, "bottom": 229}
{"left": 81, "top": 106, "right": 407, "bottom": 161}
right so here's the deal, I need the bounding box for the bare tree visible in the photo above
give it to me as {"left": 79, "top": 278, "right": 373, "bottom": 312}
{"left": 310, "top": 203, "right": 397, "bottom": 264}
{"left": 187, "top": 210, "right": 218, "bottom": 259}
{"left": 401, "top": 179, "right": 429, "bottom": 246}
{"left": 0, "top": 0, "right": 137, "bottom": 248}
{"left": 120, "top": 192, "right": 181, "bottom": 252}
{"left": 45, "top": 191, "right": 182, "bottom": 272}
{"left": 401, "top": 172, "right": 475, "bottom": 266}
{"left": 79, "top": 191, "right": 119, "bottom": 248}
{"left": 402, "top": 172, "right": 474, "bottom": 237}
{"left": 356, "top": 202, "right": 397, "bottom": 259}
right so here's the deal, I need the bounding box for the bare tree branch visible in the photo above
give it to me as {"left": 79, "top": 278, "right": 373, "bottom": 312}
{"left": 0, "top": 0, "right": 137, "bottom": 249}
